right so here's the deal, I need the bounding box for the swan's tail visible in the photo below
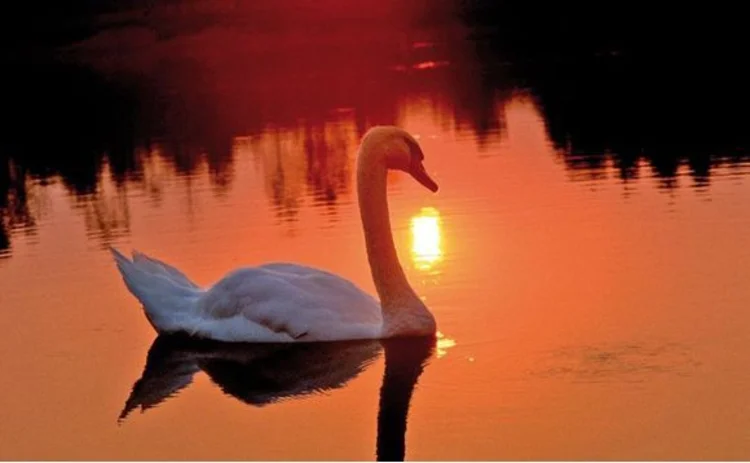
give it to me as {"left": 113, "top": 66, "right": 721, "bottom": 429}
{"left": 110, "top": 247, "right": 203, "bottom": 333}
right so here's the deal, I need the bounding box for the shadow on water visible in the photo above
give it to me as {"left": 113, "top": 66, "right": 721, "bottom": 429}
{"left": 2, "top": 1, "right": 750, "bottom": 256}
{"left": 119, "top": 334, "right": 435, "bottom": 461}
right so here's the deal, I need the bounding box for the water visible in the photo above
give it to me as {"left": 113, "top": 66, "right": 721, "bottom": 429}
{"left": 2, "top": 2, "right": 750, "bottom": 459}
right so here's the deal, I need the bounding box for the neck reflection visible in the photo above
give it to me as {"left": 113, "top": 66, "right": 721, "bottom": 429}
{"left": 377, "top": 337, "right": 435, "bottom": 461}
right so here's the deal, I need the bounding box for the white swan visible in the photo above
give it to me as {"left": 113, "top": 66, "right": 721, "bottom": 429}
{"left": 111, "top": 126, "right": 439, "bottom": 342}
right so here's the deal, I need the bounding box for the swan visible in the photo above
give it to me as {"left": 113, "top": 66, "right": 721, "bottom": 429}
{"left": 111, "top": 126, "right": 439, "bottom": 342}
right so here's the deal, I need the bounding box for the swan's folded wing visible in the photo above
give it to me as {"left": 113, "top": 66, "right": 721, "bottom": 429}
{"left": 196, "top": 265, "right": 381, "bottom": 341}
{"left": 197, "top": 268, "right": 319, "bottom": 339}
{"left": 132, "top": 250, "right": 200, "bottom": 289}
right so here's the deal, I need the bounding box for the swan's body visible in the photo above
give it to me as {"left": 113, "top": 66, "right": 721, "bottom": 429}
{"left": 111, "top": 255, "right": 383, "bottom": 342}
{"left": 111, "top": 126, "right": 438, "bottom": 342}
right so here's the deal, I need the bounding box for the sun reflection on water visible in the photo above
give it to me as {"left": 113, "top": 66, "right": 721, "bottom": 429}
{"left": 410, "top": 207, "right": 443, "bottom": 272}
{"left": 436, "top": 332, "right": 457, "bottom": 359}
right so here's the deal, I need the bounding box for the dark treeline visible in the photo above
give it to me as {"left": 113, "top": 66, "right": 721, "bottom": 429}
{"left": 458, "top": 1, "right": 750, "bottom": 185}
{"left": 2, "top": 0, "right": 748, "bottom": 256}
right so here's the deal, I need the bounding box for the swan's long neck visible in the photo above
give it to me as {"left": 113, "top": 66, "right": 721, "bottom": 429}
{"left": 357, "top": 142, "right": 432, "bottom": 335}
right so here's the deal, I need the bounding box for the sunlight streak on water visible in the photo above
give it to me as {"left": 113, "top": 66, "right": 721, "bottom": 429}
{"left": 410, "top": 207, "right": 443, "bottom": 272}
{"left": 436, "top": 331, "right": 457, "bottom": 359}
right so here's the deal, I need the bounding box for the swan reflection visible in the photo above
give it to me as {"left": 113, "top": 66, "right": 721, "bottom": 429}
{"left": 120, "top": 335, "right": 435, "bottom": 461}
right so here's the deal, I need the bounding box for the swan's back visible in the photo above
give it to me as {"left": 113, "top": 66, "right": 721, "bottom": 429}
{"left": 204, "top": 263, "right": 380, "bottom": 320}
{"left": 195, "top": 263, "right": 383, "bottom": 342}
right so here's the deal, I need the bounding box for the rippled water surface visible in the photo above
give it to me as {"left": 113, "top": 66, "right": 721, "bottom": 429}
{"left": 2, "top": 2, "right": 750, "bottom": 460}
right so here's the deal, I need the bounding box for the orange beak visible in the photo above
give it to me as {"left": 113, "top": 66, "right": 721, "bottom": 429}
{"left": 410, "top": 162, "right": 439, "bottom": 192}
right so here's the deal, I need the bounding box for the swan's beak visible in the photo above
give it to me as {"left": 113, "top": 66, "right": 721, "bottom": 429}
{"left": 411, "top": 162, "right": 439, "bottom": 192}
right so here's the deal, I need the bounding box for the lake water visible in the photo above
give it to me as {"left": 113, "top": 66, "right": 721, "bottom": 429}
{"left": 2, "top": 2, "right": 750, "bottom": 460}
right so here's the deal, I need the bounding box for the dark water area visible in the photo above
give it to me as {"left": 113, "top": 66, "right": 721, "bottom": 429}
{"left": 1, "top": 2, "right": 749, "bottom": 459}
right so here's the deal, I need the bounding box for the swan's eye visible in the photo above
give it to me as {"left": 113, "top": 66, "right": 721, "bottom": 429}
{"left": 405, "top": 138, "right": 425, "bottom": 162}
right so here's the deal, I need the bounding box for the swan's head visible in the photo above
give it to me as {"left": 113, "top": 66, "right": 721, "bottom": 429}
{"left": 361, "top": 126, "right": 439, "bottom": 192}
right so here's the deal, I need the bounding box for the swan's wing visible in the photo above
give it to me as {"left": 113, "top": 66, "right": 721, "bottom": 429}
{"left": 131, "top": 250, "right": 200, "bottom": 289}
{"left": 197, "top": 264, "right": 381, "bottom": 340}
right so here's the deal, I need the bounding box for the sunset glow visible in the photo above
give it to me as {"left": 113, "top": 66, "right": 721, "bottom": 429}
{"left": 2, "top": 1, "right": 750, "bottom": 459}
{"left": 410, "top": 207, "right": 443, "bottom": 271}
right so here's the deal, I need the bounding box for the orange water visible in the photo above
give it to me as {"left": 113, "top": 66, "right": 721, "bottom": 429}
{"left": 1, "top": 4, "right": 749, "bottom": 459}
